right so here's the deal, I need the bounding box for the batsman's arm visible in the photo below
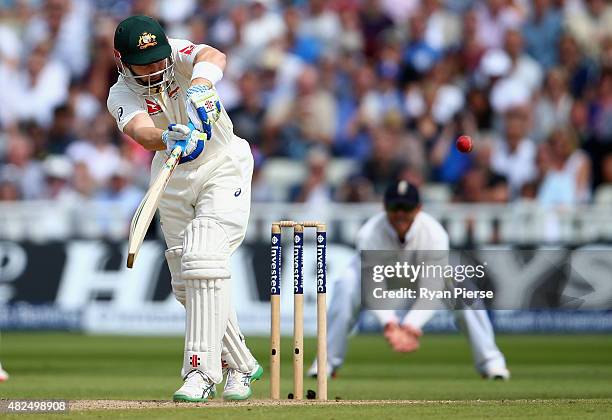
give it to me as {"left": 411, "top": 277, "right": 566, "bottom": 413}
{"left": 123, "top": 113, "right": 166, "bottom": 151}
{"left": 190, "top": 46, "right": 226, "bottom": 88}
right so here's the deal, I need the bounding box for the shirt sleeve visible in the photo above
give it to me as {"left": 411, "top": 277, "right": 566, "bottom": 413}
{"left": 106, "top": 84, "right": 147, "bottom": 132}
{"left": 169, "top": 38, "right": 208, "bottom": 80}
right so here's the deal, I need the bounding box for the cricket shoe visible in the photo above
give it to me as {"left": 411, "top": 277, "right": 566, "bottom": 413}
{"left": 222, "top": 364, "right": 264, "bottom": 401}
{"left": 0, "top": 364, "right": 8, "bottom": 382}
{"left": 482, "top": 367, "right": 511, "bottom": 381}
{"left": 307, "top": 359, "right": 337, "bottom": 378}
{"left": 173, "top": 370, "right": 216, "bottom": 402}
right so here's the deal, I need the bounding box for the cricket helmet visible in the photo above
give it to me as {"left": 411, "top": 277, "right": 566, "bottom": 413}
{"left": 113, "top": 15, "right": 175, "bottom": 96}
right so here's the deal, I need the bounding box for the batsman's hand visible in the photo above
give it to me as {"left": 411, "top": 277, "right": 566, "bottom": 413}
{"left": 161, "top": 123, "right": 206, "bottom": 157}
{"left": 185, "top": 85, "right": 221, "bottom": 140}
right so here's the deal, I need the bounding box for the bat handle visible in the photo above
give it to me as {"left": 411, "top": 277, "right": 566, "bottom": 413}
{"left": 172, "top": 122, "right": 194, "bottom": 154}
{"left": 171, "top": 140, "right": 187, "bottom": 159}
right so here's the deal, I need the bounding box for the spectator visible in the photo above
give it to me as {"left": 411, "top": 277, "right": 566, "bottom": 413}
{"left": 565, "top": 0, "right": 612, "bottom": 58}
{"left": 361, "top": 125, "right": 406, "bottom": 194}
{"left": 421, "top": 0, "right": 462, "bottom": 51}
{"left": 334, "top": 65, "right": 378, "bottom": 159}
{"left": 283, "top": 6, "right": 322, "bottom": 64}
{"left": 474, "top": 0, "right": 524, "bottom": 50}
{"left": 96, "top": 161, "right": 144, "bottom": 219}
{"left": 490, "top": 107, "right": 538, "bottom": 198}
{"left": 401, "top": 10, "right": 442, "bottom": 83}
{"left": 459, "top": 9, "right": 487, "bottom": 74}
{"left": 264, "top": 65, "right": 337, "bottom": 158}
{"left": 536, "top": 141, "right": 576, "bottom": 207}
{"left": 454, "top": 166, "right": 509, "bottom": 203}
{"left": 430, "top": 113, "right": 477, "bottom": 184}
{"left": 533, "top": 68, "right": 573, "bottom": 143}
{"left": 504, "top": 29, "right": 544, "bottom": 94}
{"left": 70, "top": 161, "right": 96, "bottom": 200}
{"left": 522, "top": 0, "right": 563, "bottom": 69}
{"left": 335, "top": 174, "right": 376, "bottom": 203}
{"left": 299, "top": 0, "right": 341, "bottom": 57}
{"left": 0, "top": 168, "right": 21, "bottom": 201}
{"left": 590, "top": 69, "right": 612, "bottom": 143}
{"left": 558, "top": 33, "right": 599, "bottom": 98}
{"left": 85, "top": 16, "right": 117, "bottom": 104}
{"left": 24, "top": 0, "right": 91, "bottom": 78}
{"left": 2, "top": 132, "right": 44, "bottom": 199}
{"left": 289, "top": 148, "right": 333, "bottom": 206}
{"left": 209, "top": 3, "right": 248, "bottom": 51}
{"left": 41, "top": 155, "right": 76, "bottom": 201}
{"left": 337, "top": 7, "right": 364, "bottom": 56}
{"left": 601, "top": 35, "right": 612, "bottom": 70}
{"left": 0, "top": 41, "right": 69, "bottom": 127}
{"left": 404, "top": 58, "right": 465, "bottom": 125}
{"left": 250, "top": 147, "right": 274, "bottom": 203}
{"left": 359, "top": 0, "right": 394, "bottom": 59}
{"left": 600, "top": 153, "right": 612, "bottom": 184}
{"left": 46, "top": 104, "right": 77, "bottom": 155}
{"left": 228, "top": 71, "right": 266, "bottom": 148}
{"left": 66, "top": 114, "right": 121, "bottom": 187}
{"left": 242, "top": 0, "right": 285, "bottom": 59}
{"left": 548, "top": 127, "right": 592, "bottom": 203}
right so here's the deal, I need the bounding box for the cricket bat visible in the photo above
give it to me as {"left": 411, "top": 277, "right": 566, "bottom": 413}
{"left": 126, "top": 140, "right": 186, "bottom": 268}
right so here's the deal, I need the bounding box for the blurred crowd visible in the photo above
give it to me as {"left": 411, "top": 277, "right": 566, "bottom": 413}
{"left": 1, "top": 0, "right": 611, "bottom": 211}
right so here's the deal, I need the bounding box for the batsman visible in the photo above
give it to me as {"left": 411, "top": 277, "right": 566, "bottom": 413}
{"left": 107, "top": 16, "right": 261, "bottom": 402}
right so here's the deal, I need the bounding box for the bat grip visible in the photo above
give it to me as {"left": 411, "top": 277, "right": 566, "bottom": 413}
{"left": 174, "top": 139, "right": 187, "bottom": 151}
{"left": 171, "top": 122, "right": 195, "bottom": 157}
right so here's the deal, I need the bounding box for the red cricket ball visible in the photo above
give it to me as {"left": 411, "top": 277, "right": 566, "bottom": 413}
{"left": 456, "top": 135, "right": 473, "bottom": 153}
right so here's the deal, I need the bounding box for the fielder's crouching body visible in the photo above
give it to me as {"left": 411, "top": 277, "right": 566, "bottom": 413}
{"left": 310, "top": 180, "right": 510, "bottom": 380}
{"left": 107, "top": 15, "right": 261, "bottom": 402}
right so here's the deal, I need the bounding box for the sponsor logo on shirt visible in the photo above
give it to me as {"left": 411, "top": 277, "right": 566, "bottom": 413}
{"left": 168, "top": 85, "right": 180, "bottom": 99}
{"left": 179, "top": 44, "right": 196, "bottom": 55}
{"left": 145, "top": 99, "right": 162, "bottom": 115}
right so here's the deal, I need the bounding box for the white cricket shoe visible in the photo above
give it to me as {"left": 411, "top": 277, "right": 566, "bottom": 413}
{"left": 0, "top": 363, "right": 8, "bottom": 382}
{"left": 222, "top": 364, "right": 264, "bottom": 401}
{"left": 173, "top": 370, "right": 216, "bottom": 402}
{"left": 483, "top": 367, "right": 511, "bottom": 380}
{"left": 307, "top": 359, "right": 337, "bottom": 378}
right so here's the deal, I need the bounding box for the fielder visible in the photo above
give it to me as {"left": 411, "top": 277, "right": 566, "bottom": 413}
{"left": 107, "top": 16, "right": 261, "bottom": 401}
{"left": 309, "top": 180, "right": 510, "bottom": 380}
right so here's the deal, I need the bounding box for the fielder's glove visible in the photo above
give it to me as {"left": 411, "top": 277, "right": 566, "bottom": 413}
{"left": 161, "top": 123, "right": 206, "bottom": 157}
{"left": 185, "top": 85, "right": 222, "bottom": 140}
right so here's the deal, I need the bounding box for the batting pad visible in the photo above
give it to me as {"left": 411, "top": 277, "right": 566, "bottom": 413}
{"left": 221, "top": 309, "right": 257, "bottom": 373}
{"left": 181, "top": 218, "right": 231, "bottom": 383}
{"left": 165, "top": 246, "right": 185, "bottom": 306}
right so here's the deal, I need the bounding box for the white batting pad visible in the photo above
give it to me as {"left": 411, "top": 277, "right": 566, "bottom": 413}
{"left": 182, "top": 218, "right": 231, "bottom": 282}
{"left": 221, "top": 309, "right": 257, "bottom": 373}
{"left": 181, "top": 218, "right": 231, "bottom": 383}
{"left": 165, "top": 246, "right": 185, "bottom": 306}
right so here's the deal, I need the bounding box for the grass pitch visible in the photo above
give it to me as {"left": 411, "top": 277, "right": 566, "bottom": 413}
{"left": 1, "top": 333, "right": 611, "bottom": 418}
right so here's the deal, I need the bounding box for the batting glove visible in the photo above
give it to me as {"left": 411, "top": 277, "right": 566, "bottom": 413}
{"left": 185, "top": 85, "right": 222, "bottom": 140}
{"left": 161, "top": 123, "right": 206, "bottom": 157}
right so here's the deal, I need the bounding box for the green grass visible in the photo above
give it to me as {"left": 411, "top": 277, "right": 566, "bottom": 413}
{"left": 1, "top": 333, "right": 611, "bottom": 418}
